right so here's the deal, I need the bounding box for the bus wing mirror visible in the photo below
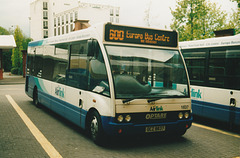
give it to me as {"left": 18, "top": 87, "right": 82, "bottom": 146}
{"left": 87, "top": 39, "right": 99, "bottom": 57}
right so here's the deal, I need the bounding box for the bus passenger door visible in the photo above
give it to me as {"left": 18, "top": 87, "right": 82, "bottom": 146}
{"left": 66, "top": 41, "right": 89, "bottom": 128}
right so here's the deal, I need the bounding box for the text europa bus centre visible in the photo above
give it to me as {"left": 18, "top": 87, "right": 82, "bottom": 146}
{"left": 25, "top": 23, "right": 192, "bottom": 144}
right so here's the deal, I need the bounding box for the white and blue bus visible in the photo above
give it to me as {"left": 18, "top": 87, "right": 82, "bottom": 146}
{"left": 180, "top": 34, "right": 240, "bottom": 128}
{"left": 25, "top": 23, "right": 192, "bottom": 144}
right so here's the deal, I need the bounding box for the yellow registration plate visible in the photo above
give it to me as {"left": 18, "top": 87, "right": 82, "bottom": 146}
{"left": 145, "top": 126, "right": 166, "bottom": 133}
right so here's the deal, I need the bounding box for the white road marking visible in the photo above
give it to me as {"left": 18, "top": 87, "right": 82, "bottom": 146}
{"left": 193, "top": 123, "right": 240, "bottom": 139}
{"left": 6, "top": 95, "right": 63, "bottom": 158}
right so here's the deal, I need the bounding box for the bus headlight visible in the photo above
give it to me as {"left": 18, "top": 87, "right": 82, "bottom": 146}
{"left": 178, "top": 112, "right": 183, "bottom": 119}
{"left": 125, "top": 115, "right": 131, "bottom": 122}
{"left": 184, "top": 112, "right": 189, "bottom": 119}
{"left": 117, "top": 115, "right": 124, "bottom": 122}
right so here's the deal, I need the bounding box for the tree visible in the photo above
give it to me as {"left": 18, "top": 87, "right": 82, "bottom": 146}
{"left": 22, "top": 37, "right": 32, "bottom": 50}
{"left": 230, "top": 0, "right": 240, "bottom": 34}
{"left": 11, "top": 26, "right": 23, "bottom": 75}
{"left": 170, "top": 0, "right": 228, "bottom": 41}
{"left": 231, "top": 0, "right": 240, "bottom": 7}
{"left": 0, "top": 26, "right": 10, "bottom": 35}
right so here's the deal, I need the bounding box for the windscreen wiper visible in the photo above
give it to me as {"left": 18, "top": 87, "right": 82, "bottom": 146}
{"left": 147, "top": 98, "right": 162, "bottom": 103}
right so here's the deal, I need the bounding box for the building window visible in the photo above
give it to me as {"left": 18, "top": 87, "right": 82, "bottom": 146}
{"left": 58, "top": 27, "right": 60, "bottom": 35}
{"left": 110, "top": 17, "right": 114, "bottom": 22}
{"left": 54, "top": 18, "right": 56, "bottom": 27}
{"left": 62, "top": 26, "right": 64, "bottom": 34}
{"left": 43, "top": 21, "right": 48, "bottom": 29}
{"left": 43, "top": 2, "right": 48, "bottom": 10}
{"left": 70, "top": 13, "right": 73, "bottom": 22}
{"left": 62, "top": 15, "right": 64, "bottom": 25}
{"left": 66, "top": 14, "right": 69, "bottom": 23}
{"left": 116, "top": 17, "right": 119, "bottom": 23}
{"left": 110, "top": 9, "right": 114, "bottom": 16}
{"left": 70, "top": 24, "right": 73, "bottom": 32}
{"left": 58, "top": 17, "right": 60, "bottom": 26}
{"left": 66, "top": 25, "right": 69, "bottom": 34}
{"left": 43, "top": 30, "right": 48, "bottom": 38}
{"left": 116, "top": 9, "right": 119, "bottom": 16}
{"left": 54, "top": 28, "right": 56, "bottom": 36}
{"left": 43, "top": 11, "right": 48, "bottom": 19}
{"left": 75, "top": 11, "right": 78, "bottom": 21}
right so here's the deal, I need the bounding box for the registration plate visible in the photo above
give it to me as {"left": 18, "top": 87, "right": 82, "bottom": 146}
{"left": 145, "top": 126, "right": 166, "bottom": 133}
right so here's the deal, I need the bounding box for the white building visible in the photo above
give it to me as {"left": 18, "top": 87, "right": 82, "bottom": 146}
{"left": 30, "top": 0, "right": 120, "bottom": 40}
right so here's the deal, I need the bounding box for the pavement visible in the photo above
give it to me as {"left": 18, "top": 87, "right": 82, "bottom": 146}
{"left": 0, "top": 72, "right": 25, "bottom": 85}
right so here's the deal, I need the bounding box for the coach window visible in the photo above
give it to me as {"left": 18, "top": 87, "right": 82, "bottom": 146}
{"left": 209, "top": 50, "right": 226, "bottom": 88}
{"left": 67, "top": 41, "right": 88, "bottom": 90}
{"left": 225, "top": 49, "right": 240, "bottom": 90}
{"left": 183, "top": 51, "right": 206, "bottom": 85}
{"left": 27, "top": 47, "right": 35, "bottom": 75}
{"left": 52, "top": 43, "right": 68, "bottom": 84}
{"left": 34, "top": 47, "right": 43, "bottom": 78}
{"left": 42, "top": 45, "right": 55, "bottom": 80}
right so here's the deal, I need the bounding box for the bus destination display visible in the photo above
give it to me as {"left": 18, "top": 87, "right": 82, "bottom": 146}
{"left": 105, "top": 24, "right": 178, "bottom": 47}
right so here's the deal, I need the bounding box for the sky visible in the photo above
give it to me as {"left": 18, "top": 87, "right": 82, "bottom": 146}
{"left": 0, "top": 0, "right": 238, "bottom": 37}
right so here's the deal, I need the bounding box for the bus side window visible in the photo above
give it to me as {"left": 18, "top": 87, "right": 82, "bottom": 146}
{"left": 88, "top": 43, "right": 110, "bottom": 96}
{"left": 27, "top": 52, "right": 34, "bottom": 75}
{"left": 34, "top": 47, "right": 43, "bottom": 77}
{"left": 225, "top": 49, "right": 240, "bottom": 90}
{"left": 67, "top": 41, "right": 88, "bottom": 90}
{"left": 52, "top": 44, "right": 68, "bottom": 84}
{"left": 209, "top": 50, "right": 226, "bottom": 88}
{"left": 183, "top": 51, "right": 206, "bottom": 85}
{"left": 42, "top": 45, "right": 55, "bottom": 81}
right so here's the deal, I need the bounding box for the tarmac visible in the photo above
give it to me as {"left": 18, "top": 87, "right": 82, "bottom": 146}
{"left": 0, "top": 72, "right": 26, "bottom": 85}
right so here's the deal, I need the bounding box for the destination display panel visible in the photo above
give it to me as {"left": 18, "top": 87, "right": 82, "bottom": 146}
{"left": 105, "top": 24, "right": 178, "bottom": 47}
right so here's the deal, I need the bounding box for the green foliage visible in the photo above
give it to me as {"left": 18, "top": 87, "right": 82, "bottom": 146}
{"left": 22, "top": 37, "right": 32, "bottom": 50}
{"left": 231, "top": 0, "right": 240, "bottom": 6}
{"left": 229, "top": 0, "right": 240, "bottom": 34}
{"left": 11, "top": 26, "right": 23, "bottom": 75}
{"left": 0, "top": 26, "right": 10, "bottom": 35}
{"left": 170, "top": 0, "right": 230, "bottom": 41}
{"left": 228, "top": 11, "right": 240, "bottom": 34}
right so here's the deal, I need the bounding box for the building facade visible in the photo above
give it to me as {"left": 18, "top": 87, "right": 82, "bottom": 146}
{"left": 30, "top": 0, "right": 120, "bottom": 40}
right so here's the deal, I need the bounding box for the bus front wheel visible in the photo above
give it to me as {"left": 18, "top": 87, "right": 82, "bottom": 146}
{"left": 88, "top": 111, "right": 105, "bottom": 145}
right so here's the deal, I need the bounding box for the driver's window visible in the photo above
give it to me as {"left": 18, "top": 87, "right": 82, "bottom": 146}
{"left": 88, "top": 43, "right": 110, "bottom": 97}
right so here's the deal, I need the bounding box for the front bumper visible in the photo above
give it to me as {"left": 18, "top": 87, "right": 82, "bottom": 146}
{"left": 101, "top": 116, "right": 193, "bottom": 136}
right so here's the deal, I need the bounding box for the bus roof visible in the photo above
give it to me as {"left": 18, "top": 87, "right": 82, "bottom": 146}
{"left": 180, "top": 34, "right": 240, "bottom": 49}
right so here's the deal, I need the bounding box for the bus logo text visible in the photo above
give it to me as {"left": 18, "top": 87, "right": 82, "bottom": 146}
{"left": 191, "top": 88, "right": 202, "bottom": 99}
{"left": 55, "top": 86, "right": 65, "bottom": 98}
{"left": 150, "top": 106, "right": 163, "bottom": 111}
{"left": 146, "top": 113, "right": 167, "bottom": 120}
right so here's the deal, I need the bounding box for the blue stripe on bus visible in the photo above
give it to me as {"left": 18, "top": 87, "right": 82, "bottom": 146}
{"left": 26, "top": 76, "right": 88, "bottom": 129}
{"left": 37, "top": 87, "right": 86, "bottom": 128}
{"left": 192, "top": 99, "right": 240, "bottom": 125}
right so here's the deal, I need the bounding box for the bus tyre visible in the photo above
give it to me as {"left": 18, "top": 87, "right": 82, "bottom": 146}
{"left": 33, "top": 88, "right": 41, "bottom": 108}
{"left": 88, "top": 111, "right": 105, "bottom": 145}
